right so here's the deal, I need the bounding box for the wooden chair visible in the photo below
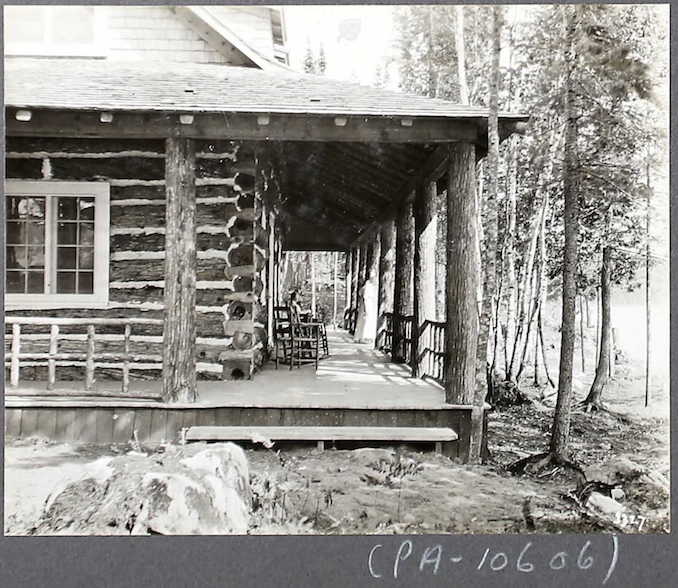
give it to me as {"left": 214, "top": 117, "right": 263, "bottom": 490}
{"left": 273, "top": 306, "right": 320, "bottom": 370}
{"left": 300, "top": 311, "right": 329, "bottom": 358}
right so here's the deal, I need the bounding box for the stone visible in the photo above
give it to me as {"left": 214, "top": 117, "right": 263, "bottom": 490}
{"left": 32, "top": 443, "right": 250, "bottom": 536}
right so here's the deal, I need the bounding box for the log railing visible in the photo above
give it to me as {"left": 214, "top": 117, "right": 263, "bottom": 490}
{"left": 381, "top": 312, "right": 394, "bottom": 353}
{"left": 4, "top": 316, "right": 164, "bottom": 394}
{"left": 384, "top": 314, "right": 447, "bottom": 385}
{"left": 419, "top": 319, "right": 447, "bottom": 386}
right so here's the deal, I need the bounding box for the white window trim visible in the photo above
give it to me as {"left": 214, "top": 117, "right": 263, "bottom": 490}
{"left": 5, "top": 181, "right": 110, "bottom": 310}
{"left": 4, "top": 6, "right": 108, "bottom": 58}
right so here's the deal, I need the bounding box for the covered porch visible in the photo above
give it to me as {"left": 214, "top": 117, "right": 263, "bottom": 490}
{"left": 4, "top": 59, "right": 525, "bottom": 460}
{"left": 6, "top": 330, "right": 476, "bottom": 458}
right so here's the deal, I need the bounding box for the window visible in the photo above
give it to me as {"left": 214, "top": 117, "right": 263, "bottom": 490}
{"left": 5, "top": 181, "right": 110, "bottom": 308}
{"left": 4, "top": 6, "right": 107, "bottom": 57}
{"left": 270, "top": 8, "right": 289, "bottom": 65}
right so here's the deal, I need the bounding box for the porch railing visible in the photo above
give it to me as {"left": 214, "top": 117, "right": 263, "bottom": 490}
{"left": 4, "top": 316, "right": 164, "bottom": 394}
{"left": 419, "top": 320, "right": 447, "bottom": 386}
{"left": 382, "top": 313, "right": 447, "bottom": 386}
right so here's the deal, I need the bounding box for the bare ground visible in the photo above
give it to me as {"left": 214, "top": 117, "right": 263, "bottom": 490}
{"left": 5, "top": 394, "right": 669, "bottom": 535}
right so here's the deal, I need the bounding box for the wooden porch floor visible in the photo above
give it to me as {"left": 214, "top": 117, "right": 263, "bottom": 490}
{"left": 5, "top": 331, "right": 476, "bottom": 459}
{"left": 6, "top": 330, "right": 451, "bottom": 410}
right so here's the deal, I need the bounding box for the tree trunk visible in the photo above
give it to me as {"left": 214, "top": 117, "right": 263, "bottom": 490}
{"left": 376, "top": 220, "right": 396, "bottom": 350}
{"left": 455, "top": 5, "right": 469, "bottom": 104}
{"left": 333, "top": 251, "right": 338, "bottom": 327}
{"left": 645, "top": 157, "right": 652, "bottom": 407}
{"left": 392, "top": 201, "right": 415, "bottom": 364}
{"left": 579, "top": 294, "right": 585, "bottom": 372}
{"left": 310, "top": 252, "right": 317, "bottom": 316}
{"left": 162, "top": 136, "right": 197, "bottom": 403}
{"left": 584, "top": 247, "right": 613, "bottom": 406}
{"left": 355, "top": 235, "right": 380, "bottom": 343}
{"left": 550, "top": 5, "right": 578, "bottom": 459}
{"left": 413, "top": 181, "right": 437, "bottom": 376}
{"left": 475, "top": 3, "right": 501, "bottom": 398}
{"left": 445, "top": 142, "right": 479, "bottom": 407}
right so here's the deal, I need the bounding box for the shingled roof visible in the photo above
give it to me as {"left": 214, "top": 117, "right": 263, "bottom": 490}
{"left": 5, "top": 58, "right": 527, "bottom": 122}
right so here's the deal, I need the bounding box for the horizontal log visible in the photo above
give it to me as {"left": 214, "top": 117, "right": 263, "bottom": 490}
{"left": 195, "top": 158, "right": 237, "bottom": 179}
{"left": 5, "top": 316, "right": 163, "bottom": 326}
{"left": 111, "top": 184, "right": 165, "bottom": 201}
{"left": 15, "top": 352, "right": 163, "bottom": 362}
{"left": 6, "top": 136, "right": 165, "bottom": 154}
{"left": 5, "top": 333, "right": 231, "bottom": 347}
{"left": 6, "top": 158, "right": 43, "bottom": 179}
{"left": 5, "top": 360, "right": 222, "bottom": 373}
{"left": 6, "top": 108, "right": 482, "bottom": 143}
{"left": 49, "top": 157, "right": 165, "bottom": 180}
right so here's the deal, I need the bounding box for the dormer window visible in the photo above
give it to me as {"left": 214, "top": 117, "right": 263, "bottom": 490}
{"left": 4, "top": 6, "right": 107, "bottom": 58}
{"left": 270, "top": 8, "right": 288, "bottom": 65}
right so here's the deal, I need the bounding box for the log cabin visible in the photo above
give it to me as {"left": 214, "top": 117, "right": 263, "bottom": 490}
{"left": 3, "top": 5, "right": 527, "bottom": 460}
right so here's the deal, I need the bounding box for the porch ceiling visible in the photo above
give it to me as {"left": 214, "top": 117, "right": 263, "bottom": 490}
{"left": 279, "top": 142, "right": 437, "bottom": 251}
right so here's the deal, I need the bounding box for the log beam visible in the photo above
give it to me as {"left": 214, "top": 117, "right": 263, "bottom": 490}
{"left": 413, "top": 180, "right": 437, "bottom": 376}
{"left": 444, "top": 143, "right": 479, "bottom": 404}
{"left": 376, "top": 219, "right": 396, "bottom": 350}
{"left": 6, "top": 107, "right": 484, "bottom": 144}
{"left": 392, "top": 199, "right": 415, "bottom": 364}
{"left": 162, "top": 136, "right": 197, "bottom": 403}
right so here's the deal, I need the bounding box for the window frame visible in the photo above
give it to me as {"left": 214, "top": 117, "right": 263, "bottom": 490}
{"left": 5, "top": 181, "right": 110, "bottom": 309}
{"left": 3, "top": 6, "right": 108, "bottom": 58}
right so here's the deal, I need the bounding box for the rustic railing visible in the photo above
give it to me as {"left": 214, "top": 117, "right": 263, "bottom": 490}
{"left": 381, "top": 314, "right": 447, "bottom": 385}
{"left": 4, "top": 316, "right": 165, "bottom": 394}
{"left": 419, "top": 319, "right": 447, "bottom": 386}
{"left": 380, "top": 312, "right": 394, "bottom": 353}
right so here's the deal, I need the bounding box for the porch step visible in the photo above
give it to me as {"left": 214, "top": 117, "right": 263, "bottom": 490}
{"left": 185, "top": 425, "right": 457, "bottom": 452}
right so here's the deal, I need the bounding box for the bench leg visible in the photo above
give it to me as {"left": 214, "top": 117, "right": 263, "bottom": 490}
{"left": 317, "top": 440, "right": 325, "bottom": 451}
{"left": 434, "top": 441, "right": 443, "bottom": 454}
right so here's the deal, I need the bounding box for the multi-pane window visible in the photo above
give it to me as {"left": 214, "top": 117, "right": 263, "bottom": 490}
{"left": 4, "top": 6, "right": 105, "bottom": 57}
{"left": 5, "top": 182, "right": 110, "bottom": 307}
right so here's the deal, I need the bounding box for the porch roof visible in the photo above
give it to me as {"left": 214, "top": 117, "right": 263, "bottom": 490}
{"left": 5, "top": 58, "right": 526, "bottom": 122}
{"left": 5, "top": 58, "right": 528, "bottom": 251}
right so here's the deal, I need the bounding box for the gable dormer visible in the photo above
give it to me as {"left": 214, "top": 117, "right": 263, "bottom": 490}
{"left": 4, "top": 5, "right": 289, "bottom": 69}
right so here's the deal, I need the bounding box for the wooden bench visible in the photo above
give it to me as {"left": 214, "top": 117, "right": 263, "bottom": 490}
{"left": 185, "top": 425, "right": 458, "bottom": 453}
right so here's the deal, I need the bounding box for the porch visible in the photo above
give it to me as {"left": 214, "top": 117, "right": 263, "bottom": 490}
{"left": 5, "top": 330, "right": 475, "bottom": 459}
{"left": 4, "top": 59, "right": 524, "bottom": 461}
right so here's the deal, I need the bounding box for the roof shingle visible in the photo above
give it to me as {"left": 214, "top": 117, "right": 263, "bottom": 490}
{"left": 5, "top": 58, "right": 527, "bottom": 121}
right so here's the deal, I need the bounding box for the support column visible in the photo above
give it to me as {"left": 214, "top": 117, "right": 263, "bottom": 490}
{"left": 351, "top": 246, "right": 361, "bottom": 331}
{"left": 355, "top": 232, "right": 380, "bottom": 343}
{"left": 392, "top": 199, "right": 415, "bottom": 364}
{"left": 162, "top": 136, "right": 197, "bottom": 403}
{"left": 376, "top": 219, "right": 396, "bottom": 350}
{"left": 413, "top": 181, "right": 437, "bottom": 376}
{"left": 445, "top": 143, "right": 479, "bottom": 404}
{"left": 434, "top": 180, "right": 448, "bottom": 321}
{"left": 345, "top": 248, "right": 353, "bottom": 327}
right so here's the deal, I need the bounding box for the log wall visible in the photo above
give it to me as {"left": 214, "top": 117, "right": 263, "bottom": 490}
{"left": 5, "top": 136, "right": 265, "bottom": 383}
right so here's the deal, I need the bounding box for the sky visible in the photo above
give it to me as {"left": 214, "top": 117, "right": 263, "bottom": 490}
{"left": 283, "top": 5, "right": 398, "bottom": 86}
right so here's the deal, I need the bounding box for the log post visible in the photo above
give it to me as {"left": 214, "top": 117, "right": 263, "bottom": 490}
{"left": 122, "top": 324, "right": 131, "bottom": 395}
{"left": 355, "top": 232, "right": 380, "bottom": 343}
{"left": 351, "top": 246, "right": 360, "bottom": 331}
{"left": 85, "top": 325, "right": 95, "bottom": 391}
{"left": 376, "top": 219, "right": 396, "bottom": 350}
{"left": 10, "top": 324, "right": 21, "bottom": 387}
{"left": 162, "top": 136, "right": 197, "bottom": 403}
{"left": 413, "top": 181, "right": 437, "bottom": 376}
{"left": 445, "top": 143, "right": 479, "bottom": 404}
{"left": 47, "top": 324, "right": 59, "bottom": 390}
{"left": 392, "top": 199, "right": 415, "bottom": 364}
